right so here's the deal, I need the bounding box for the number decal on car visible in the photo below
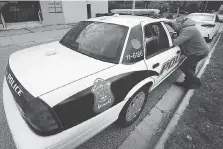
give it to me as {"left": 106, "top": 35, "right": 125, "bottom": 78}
{"left": 125, "top": 50, "right": 143, "bottom": 61}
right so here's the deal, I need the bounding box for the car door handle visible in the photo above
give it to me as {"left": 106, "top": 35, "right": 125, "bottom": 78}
{"left": 153, "top": 63, "right": 160, "bottom": 69}
{"left": 176, "top": 50, "right": 180, "bottom": 54}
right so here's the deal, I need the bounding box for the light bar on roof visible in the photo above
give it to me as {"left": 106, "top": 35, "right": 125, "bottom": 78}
{"left": 111, "top": 9, "right": 160, "bottom": 15}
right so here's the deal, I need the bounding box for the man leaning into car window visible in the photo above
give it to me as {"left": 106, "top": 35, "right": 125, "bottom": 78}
{"left": 172, "top": 17, "right": 209, "bottom": 89}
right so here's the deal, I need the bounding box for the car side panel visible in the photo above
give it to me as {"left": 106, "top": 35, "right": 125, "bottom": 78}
{"left": 52, "top": 70, "right": 151, "bottom": 129}
{"left": 39, "top": 61, "right": 154, "bottom": 130}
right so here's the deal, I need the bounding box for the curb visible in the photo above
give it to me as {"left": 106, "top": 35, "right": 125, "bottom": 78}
{"left": 153, "top": 32, "right": 222, "bottom": 149}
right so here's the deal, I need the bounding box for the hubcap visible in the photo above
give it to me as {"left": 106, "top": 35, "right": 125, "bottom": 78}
{"left": 126, "top": 91, "right": 146, "bottom": 122}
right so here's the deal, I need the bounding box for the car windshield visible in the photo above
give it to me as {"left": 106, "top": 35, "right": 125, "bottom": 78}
{"left": 60, "top": 21, "right": 129, "bottom": 64}
{"left": 187, "top": 14, "right": 214, "bottom": 22}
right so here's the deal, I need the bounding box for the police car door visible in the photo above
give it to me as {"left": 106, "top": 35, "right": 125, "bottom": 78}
{"left": 141, "top": 21, "right": 181, "bottom": 84}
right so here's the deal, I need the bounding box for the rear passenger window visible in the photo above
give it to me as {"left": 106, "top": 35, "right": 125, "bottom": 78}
{"left": 122, "top": 25, "right": 144, "bottom": 64}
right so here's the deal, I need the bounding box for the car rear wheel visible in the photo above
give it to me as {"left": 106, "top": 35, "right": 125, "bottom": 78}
{"left": 115, "top": 87, "right": 148, "bottom": 127}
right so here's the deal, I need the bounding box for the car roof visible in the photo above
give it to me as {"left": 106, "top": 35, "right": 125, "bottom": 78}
{"left": 188, "top": 13, "right": 215, "bottom": 16}
{"left": 87, "top": 15, "right": 155, "bottom": 27}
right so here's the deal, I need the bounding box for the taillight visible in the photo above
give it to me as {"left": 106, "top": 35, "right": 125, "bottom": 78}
{"left": 5, "top": 62, "right": 63, "bottom": 136}
{"left": 23, "top": 98, "right": 63, "bottom": 136}
{"left": 201, "top": 24, "right": 215, "bottom": 27}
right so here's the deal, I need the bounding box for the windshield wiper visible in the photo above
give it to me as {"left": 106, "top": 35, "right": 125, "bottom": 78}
{"left": 85, "top": 52, "right": 116, "bottom": 64}
{"left": 60, "top": 41, "right": 79, "bottom": 51}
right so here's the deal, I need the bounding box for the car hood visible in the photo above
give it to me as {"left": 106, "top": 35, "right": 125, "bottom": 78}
{"left": 8, "top": 41, "right": 115, "bottom": 97}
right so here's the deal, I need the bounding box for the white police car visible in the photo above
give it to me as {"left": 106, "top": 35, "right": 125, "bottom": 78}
{"left": 3, "top": 15, "right": 185, "bottom": 149}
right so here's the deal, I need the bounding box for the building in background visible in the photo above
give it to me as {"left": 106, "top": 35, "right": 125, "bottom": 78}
{"left": 0, "top": 0, "right": 108, "bottom": 30}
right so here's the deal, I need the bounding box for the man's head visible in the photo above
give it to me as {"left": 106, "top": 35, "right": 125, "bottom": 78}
{"left": 172, "top": 17, "right": 187, "bottom": 32}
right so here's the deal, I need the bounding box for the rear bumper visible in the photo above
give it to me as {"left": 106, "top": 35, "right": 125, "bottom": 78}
{"left": 3, "top": 77, "right": 125, "bottom": 149}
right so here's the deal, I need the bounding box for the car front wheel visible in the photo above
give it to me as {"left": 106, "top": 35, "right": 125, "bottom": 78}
{"left": 115, "top": 87, "right": 148, "bottom": 127}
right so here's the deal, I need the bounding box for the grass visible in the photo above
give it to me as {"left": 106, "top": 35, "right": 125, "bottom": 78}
{"left": 164, "top": 34, "right": 223, "bottom": 149}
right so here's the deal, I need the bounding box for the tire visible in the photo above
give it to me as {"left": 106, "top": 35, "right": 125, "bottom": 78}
{"left": 115, "top": 87, "right": 148, "bottom": 127}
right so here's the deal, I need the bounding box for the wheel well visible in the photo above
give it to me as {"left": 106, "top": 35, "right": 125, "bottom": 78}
{"left": 122, "top": 81, "right": 154, "bottom": 103}
{"left": 143, "top": 82, "right": 153, "bottom": 91}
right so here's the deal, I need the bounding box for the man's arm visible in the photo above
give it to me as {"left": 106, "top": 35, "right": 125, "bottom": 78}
{"left": 173, "top": 28, "right": 193, "bottom": 46}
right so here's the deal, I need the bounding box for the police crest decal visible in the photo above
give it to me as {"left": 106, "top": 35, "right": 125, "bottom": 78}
{"left": 91, "top": 78, "right": 115, "bottom": 113}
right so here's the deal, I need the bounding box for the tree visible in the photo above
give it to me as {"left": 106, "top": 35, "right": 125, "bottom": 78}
{"left": 207, "top": 1, "right": 222, "bottom": 11}
{"left": 185, "top": 1, "right": 202, "bottom": 13}
{"left": 146, "top": 1, "right": 169, "bottom": 13}
{"left": 144, "top": 1, "right": 150, "bottom": 9}
{"left": 145, "top": 1, "right": 187, "bottom": 13}
{"left": 198, "top": 1, "right": 207, "bottom": 12}
{"left": 168, "top": 1, "right": 187, "bottom": 12}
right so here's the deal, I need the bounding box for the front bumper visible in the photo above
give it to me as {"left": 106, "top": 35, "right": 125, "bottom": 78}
{"left": 3, "top": 77, "right": 125, "bottom": 149}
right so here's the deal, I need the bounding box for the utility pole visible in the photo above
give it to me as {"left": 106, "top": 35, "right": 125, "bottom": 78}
{"left": 132, "top": 0, "right": 135, "bottom": 9}
{"left": 176, "top": 7, "right": 180, "bottom": 17}
{"left": 204, "top": 1, "right": 208, "bottom": 12}
{"left": 0, "top": 13, "right": 6, "bottom": 29}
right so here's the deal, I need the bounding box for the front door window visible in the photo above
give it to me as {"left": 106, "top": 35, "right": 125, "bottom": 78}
{"left": 144, "top": 22, "right": 170, "bottom": 59}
